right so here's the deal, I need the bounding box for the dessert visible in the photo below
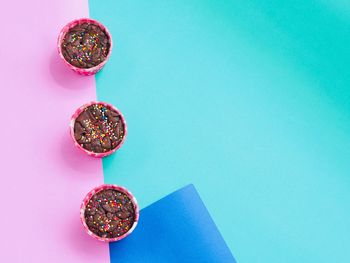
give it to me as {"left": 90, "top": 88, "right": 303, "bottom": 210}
{"left": 81, "top": 185, "right": 139, "bottom": 241}
{"left": 61, "top": 22, "right": 110, "bottom": 68}
{"left": 58, "top": 18, "right": 112, "bottom": 75}
{"left": 72, "top": 102, "right": 126, "bottom": 156}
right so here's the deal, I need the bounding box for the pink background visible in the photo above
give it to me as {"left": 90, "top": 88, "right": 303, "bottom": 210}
{"left": 0, "top": 0, "right": 109, "bottom": 262}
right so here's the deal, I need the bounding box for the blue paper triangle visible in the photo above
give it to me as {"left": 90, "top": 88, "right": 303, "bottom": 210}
{"left": 110, "top": 184, "right": 236, "bottom": 263}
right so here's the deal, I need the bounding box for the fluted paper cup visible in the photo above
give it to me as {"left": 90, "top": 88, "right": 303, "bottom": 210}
{"left": 57, "top": 18, "right": 112, "bottom": 75}
{"left": 80, "top": 184, "right": 139, "bottom": 242}
{"left": 70, "top": 101, "right": 127, "bottom": 158}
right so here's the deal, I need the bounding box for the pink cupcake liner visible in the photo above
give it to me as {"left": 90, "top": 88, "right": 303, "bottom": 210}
{"left": 57, "top": 18, "right": 113, "bottom": 76}
{"left": 70, "top": 101, "right": 127, "bottom": 158}
{"left": 80, "top": 184, "right": 139, "bottom": 242}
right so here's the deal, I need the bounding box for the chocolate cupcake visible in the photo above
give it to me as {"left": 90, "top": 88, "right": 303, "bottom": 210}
{"left": 70, "top": 102, "right": 127, "bottom": 157}
{"left": 58, "top": 18, "right": 112, "bottom": 75}
{"left": 81, "top": 185, "right": 139, "bottom": 242}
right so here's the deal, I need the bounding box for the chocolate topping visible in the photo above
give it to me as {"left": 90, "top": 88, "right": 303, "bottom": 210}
{"left": 61, "top": 22, "right": 110, "bottom": 68}
{"left": 74, "top": 103, "right": 125, "bottom": 153}
{"left": 84, "top": 189, "right": 136, "bottom": 238}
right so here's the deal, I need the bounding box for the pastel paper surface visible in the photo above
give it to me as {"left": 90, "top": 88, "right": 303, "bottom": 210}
{"left": 0, "top": 1, "right": 109, "bottom": 262}
{"left": 110, "top": 185, "right": 236, "bottom": 263}
{"left": 90, "top": 0, "right": 350, "bottom": 262}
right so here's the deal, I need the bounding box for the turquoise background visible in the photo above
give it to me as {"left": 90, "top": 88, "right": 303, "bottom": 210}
{"left": 90, "top": 1, "right": 350, "bottom": 262}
